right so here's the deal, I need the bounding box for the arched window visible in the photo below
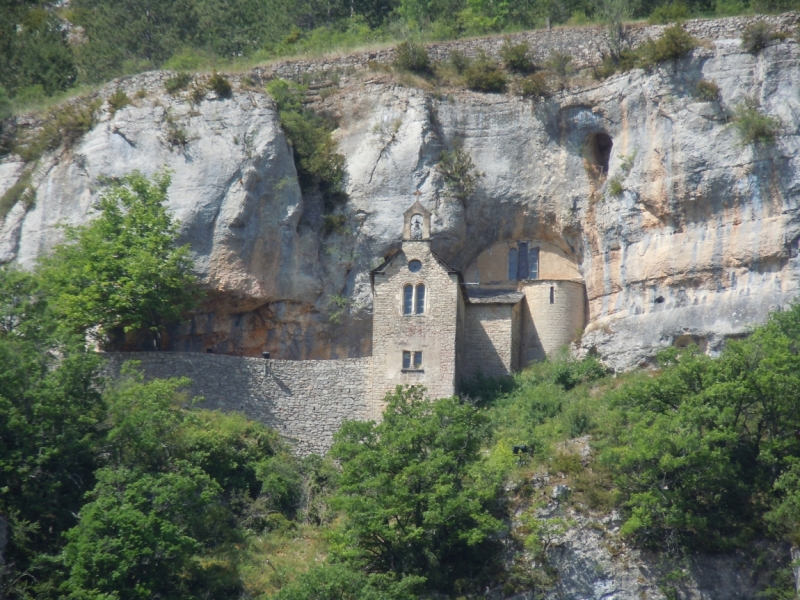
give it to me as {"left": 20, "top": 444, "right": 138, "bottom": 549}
{"left": 415, "top": 284, "right": 425, "bottom": 314}
{"left": 529, "top": 247, "right": 539, "bottom": 280}
{"left": 517, "top": 242, "right": 529, "bottom": 279}
{"left": 508, "top": 247, "right": 518, "bottom": 281}
{"left": 403, "top": 285, "right": 414, "bottom": 315}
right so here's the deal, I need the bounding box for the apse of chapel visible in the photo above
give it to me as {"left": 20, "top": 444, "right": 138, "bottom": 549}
{"left": 463, "top": 239, "right": 583, "bottom": 287}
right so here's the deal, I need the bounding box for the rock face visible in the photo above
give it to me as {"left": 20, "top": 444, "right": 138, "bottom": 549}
{"left": 2, "top": 25, "right": 800, "bottom": 369}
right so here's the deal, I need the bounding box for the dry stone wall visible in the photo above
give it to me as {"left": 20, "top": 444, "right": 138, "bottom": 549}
{"left": 105, "top": 352, "right": 372, "bottom": 456}
{"left": 251, "top": 13, "right": 800, "bottom": 82}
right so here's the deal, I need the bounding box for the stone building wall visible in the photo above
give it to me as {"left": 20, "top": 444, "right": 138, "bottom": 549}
{"left": 251, "top": 13, "right": 799, "bottom": 83}
{"left": 370, "top": 240, "right": 461, "bottom": 416}
{"left": 105, "top": 352, "right": 372, "bottom": 456}
{"left": 521, "top": 280, "right": 587, "bottom": 364}
{"left": 461, "top": 303, "right": 520, "bottom": 380}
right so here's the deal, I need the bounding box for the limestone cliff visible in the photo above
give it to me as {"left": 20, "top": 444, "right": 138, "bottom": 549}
{"left": 2, "top": 18, "right": 800, "bottom": 369}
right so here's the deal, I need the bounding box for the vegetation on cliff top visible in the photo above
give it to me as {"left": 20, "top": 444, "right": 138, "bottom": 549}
{"left": 1, "top": 0, "right": 798, "bottom": 116}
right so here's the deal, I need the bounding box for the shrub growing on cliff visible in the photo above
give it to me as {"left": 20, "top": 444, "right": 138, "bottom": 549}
{"left": 437, "top": 138, "right": 482, "bottom": 201}
{"left": 464, "top": 53, "right": 507, "bottom": 92}
{"left": 729, "top": 98, "right": 780, "bottom": 146}
{"left": 741, "top": 21, "right": 776, "bottom": 54}
{"left": 637, "top": 24, "right": 697, "bottom": 67}
{"left": 694, "top": 79, "right": 720, "bottom": 102}
{"left": 266, "top": 79, "right": 347, "bottom": 210}
{"left": 37, "top": 170, "right": 202, "bottom": 346}
{"left": 500, "top": 39, "right": 534, "bottom": 73}
{"left": 394, "top": 41, "right": 431, "bottom": 74}
{"left": 207, "top": 70, "right": 233, "bottom": 98}
{"left": 518, "top": 72, "right": 550, "bottom": 99}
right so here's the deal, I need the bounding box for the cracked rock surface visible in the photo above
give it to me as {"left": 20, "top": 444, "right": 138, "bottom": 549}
{"left": 2, "top": 37, "right": 800, "bottom": 366}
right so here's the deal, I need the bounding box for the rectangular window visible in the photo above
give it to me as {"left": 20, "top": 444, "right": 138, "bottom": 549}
{"left": 402, "top": 351, "right": 411, "bottom": 369}
{"left": 517, "top": 242, "right": 529, "bottom": 280}
{"left": 529, "top": 247, "right": 539, "bottom": 280}
{"left": 414, "top": 351, "right": 422, "bottom": 368}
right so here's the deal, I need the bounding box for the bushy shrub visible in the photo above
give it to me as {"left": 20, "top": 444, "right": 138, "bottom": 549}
{"left": 518, "top": 72, "right": 550, "bottom": 99}
{"left": 164, "top": 72, "right": 193, "bottom": 94}
{"left": 437, "top": 138, "right": 482, "bottom": 200}
{"left": 607, "top": 174, "right": 624, "bottom": 195}
{"left": 464, "top": 54, "right": 507, "bottom": 92}
{"left": 638, "top": 24, "right": 697, "bottom": 67}
{"left": 449, "top": 50, "right": 471, "bottom": 73}
{"left": 107, "top": 88, "right": 130, "bottom": 114}
{"left": 266, "top": 79, "right": 346, "bottom": 209}
{"left": 544, "top": 50, "right": 573, "bottom": 78}
{"left": 647, "top": 1, "right": 690, "bottom": 24}
{"left": 207, "top": 70, "right": 233, "bottom": 98}
{"left": 741, "top": 21, "right": 775, "bottom": 54}
{"left": 694, "top": 79, "right": 720, "bottom": 101}
{"left": 0, "top": 86, "right": 11, "bottom": 121}
{"left": 0, "top": 171, "right": 35, "bottom": 220}
{"left": 729, "top": 98, "right": 780, "bottom": 146}
{"left": 14, "top": 99, "right": 101, "bottom": 163}
{"left": 500, "top": 39, "right": 534, "bottom": 73}
{"left": 394, "top": 41, "right": 430, "bottom": 74}
{"left": 323, "top": 213, "right": 347, "bottom": 234}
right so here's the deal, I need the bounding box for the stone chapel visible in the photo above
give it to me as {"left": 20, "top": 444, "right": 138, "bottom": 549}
{"left": 369, "top": 199, "right": 587, "bottom": 411}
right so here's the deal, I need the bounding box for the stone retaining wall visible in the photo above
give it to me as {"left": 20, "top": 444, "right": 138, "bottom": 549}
{"left": 106, "top": 352, "right": 373, "bottom": 456}
{"left": 251, "top": 12, "right": 799, "bottom": 82}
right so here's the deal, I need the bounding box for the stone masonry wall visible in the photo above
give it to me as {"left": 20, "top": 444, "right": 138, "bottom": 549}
{"left": 522, "top": 280, "right": 587, "bottom": 364}
{"left": 251, "top": 13, "right": 800, "bottom": 83}
{"left": 370, "top": 240, "right": 461, "bottom": 417}
{"left": 106, "top": 352, "right": 372, "bottom": 456}
{"left": 461, "top": 303, "right": 518, "bottom": 381}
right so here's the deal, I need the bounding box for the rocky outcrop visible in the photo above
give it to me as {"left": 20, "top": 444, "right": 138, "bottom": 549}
{"left": 2, "top": 18, "right": 800, "bottom": 368}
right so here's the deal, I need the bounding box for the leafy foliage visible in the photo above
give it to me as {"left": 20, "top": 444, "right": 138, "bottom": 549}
{"left": 165, "top": 73, "right": 194, "bottom": 94}
{"left": 393, "top": 41, "right": 431, "bottom": 73}
{"left": 266, "top": 79, "right": 347, "bottom": 210}
{"left": 729, "top": 97, "right": 781, "bottom": 146}
{"left": 37, "top": 170, "right": 201, "bottom": 345}
{"left": 207, "top": 70, "right": 233, "bottom": 97}
{"left": 500, "top": 39, "right": 535, "bottom": 73}
{"left": 518, "top": 72, "right": 551, "bottom": 99}
{"left": 13, "top": 99, "right": 101, "bottom": 163}
{"left": 694, "top": 78, "right": 720, "bottom": 101}
{"left": 437, "top": 138, "right": 482, "bottom": 201}
{"left": 741, "top": 20, "right": 776, "bottom": 53}
{"left": 329, "top": 387, "right": 505, "bottom": 592}
{"left": 600, "top": 304, "right": 800, "bottom": 552}
{"left": 464, "top": 53, "right": 507, "bottom": 92}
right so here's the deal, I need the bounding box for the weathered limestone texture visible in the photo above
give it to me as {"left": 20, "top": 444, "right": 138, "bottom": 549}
{"left": 4, "top": 14, "right": 800, "bottom": 370}
{"left": 106, "top": 352, "right": 372, "bottom": 455}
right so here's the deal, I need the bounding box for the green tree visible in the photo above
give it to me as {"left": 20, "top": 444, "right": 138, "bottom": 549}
{"left": 38, "top": 170, "right": 201, "bottom": 348}
{"left": 602, "top": 303, "right": 800, "bottom": 552}
{"left": 329, "top": 386, "right": 504, "bottom": 592}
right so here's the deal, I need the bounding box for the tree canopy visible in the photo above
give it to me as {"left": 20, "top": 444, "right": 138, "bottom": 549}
{"left": 38, "top": 170, "right": 200, "bottom": 347}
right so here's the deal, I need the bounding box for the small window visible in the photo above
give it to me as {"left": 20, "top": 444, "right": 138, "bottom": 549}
{"left": 402, "top": 351, "right": 411, "bottom": 369}
{"left": 414, "top": 351, "right": 422, "bottom": 368}
{"left": 408, "top": 259, "right": 422, "bottom": 273}
{"left": 529, "top": 247, "right": 539, "bottom": 280}
{"left": 550, "top": 286, "right": 554, "bottom": 304}
{"left": 517, "top": 242, "right": 529, "bottom": 280}
{"left": 402, "top": 350, "right": 423, "bottom": 370}
{"left": 508, "top": 247, "right": 518, "bottom": 281}
{"left": 415, "top": 284, "right": 425, "bottom": 314}
{"left": 403, "top": 285, "right": 413, "bottom": 315}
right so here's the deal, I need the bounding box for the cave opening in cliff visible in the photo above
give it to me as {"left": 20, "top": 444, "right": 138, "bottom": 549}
{"left": 587, "top": 133, "right": 613, "bottom": 175}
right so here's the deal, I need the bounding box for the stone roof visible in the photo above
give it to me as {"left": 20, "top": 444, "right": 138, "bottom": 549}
{"left": 464, "top": 288, "right": 525, "bottom": 304}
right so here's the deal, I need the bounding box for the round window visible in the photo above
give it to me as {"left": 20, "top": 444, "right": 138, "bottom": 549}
{"left": 408, "top": 260, "right": 422, "bottom": 273}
